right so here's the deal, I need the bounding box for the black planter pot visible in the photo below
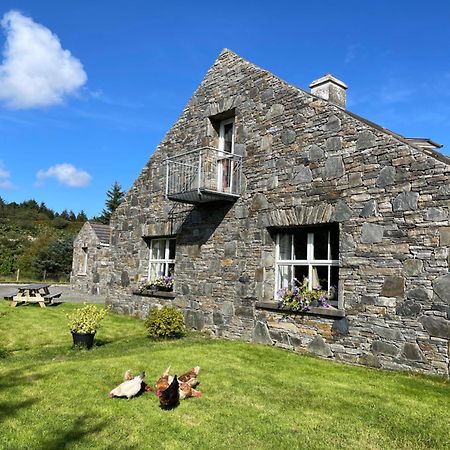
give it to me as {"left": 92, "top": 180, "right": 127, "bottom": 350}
{"left": 71, "top": 331, "right": 96, "bottom": 349}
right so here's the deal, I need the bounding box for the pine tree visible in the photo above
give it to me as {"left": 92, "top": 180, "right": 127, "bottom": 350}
{"left": 76, "top": 210, "right": 88, "bottom": 222}
{"left": 60, "top": 209, "right": 70, "bottom": 220}
{"left": 98, "top": 181, "right": 125, "bottom": 224}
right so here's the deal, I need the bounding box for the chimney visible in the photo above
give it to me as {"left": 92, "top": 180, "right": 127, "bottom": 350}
{"left": 309, "top": 74, "right": 348, "bottom": 109}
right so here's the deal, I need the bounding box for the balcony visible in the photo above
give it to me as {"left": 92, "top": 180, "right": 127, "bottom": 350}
{"left": 165, "top": 147, "right": 243, "bottom": 204}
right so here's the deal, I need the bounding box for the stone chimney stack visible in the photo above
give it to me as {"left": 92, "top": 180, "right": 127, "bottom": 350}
{"left": 309, "top": 74, "right": 348, "bottom": 109}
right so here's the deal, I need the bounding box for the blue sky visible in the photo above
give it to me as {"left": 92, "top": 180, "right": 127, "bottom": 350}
{"left": 0, "top": 0, "right": 449, "bottom": 218}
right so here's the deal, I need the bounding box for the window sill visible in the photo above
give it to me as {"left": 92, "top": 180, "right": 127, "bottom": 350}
{"left": 255, "top": 301, "right": 345, "bottom": 318}
{"left": 132, "top": 289, "right": 176, "bottom": 299}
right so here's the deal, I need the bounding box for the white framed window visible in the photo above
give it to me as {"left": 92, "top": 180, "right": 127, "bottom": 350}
{"left": 217, "top": 117, "right": 235, "bottom": 192}
{"left": 275, "top": 225, "right": 339, "bottom": 305}
{"left": 148, "top": 238, "right": 176, "bottom": 281}
{"left": 79, "top": 247, "right": 88, "bottom": 275}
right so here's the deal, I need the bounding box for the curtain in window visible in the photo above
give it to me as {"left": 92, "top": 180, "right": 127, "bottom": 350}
{"left": 278, "top": 234, "right": 291, "bottom": 260}
{"left": 311, "top": 267, "right": 320, "bottom": 289}
{"left": 278, "top": 265, "right": 292, "bottom": 289}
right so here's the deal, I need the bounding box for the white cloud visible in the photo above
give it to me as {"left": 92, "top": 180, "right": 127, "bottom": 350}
{"left": 36, "top": 163, "right": 92, "bottom": 187}
{"left": 0, "top": 160, "right": 13, "bottom": 188}
{"left": 0, "top": 10, "right": 87, "bottom": 109}
{"left": 344, "top": 44, "right": 362, "bottom": 65}
{"left": 379, "top": 81, "right": 413, "bottom": 105}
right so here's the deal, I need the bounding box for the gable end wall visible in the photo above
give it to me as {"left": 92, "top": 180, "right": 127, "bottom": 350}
{"left": 106, "top": 50, "right": 450, "bottom": 377}
{"left": 71, "top": 223, "right": 111, "bottom": 295}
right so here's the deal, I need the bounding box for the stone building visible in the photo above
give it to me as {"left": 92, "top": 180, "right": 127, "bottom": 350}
{"left": 71, "top": 221, "right": 111, "bottom": 295}
{"left": 106, "top": 49, "right": 450, "bottom": 377}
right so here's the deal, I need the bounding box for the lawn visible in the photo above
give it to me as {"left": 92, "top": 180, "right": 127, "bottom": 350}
{"left": 0, "top": 302, "right": 449, "bottom": 450}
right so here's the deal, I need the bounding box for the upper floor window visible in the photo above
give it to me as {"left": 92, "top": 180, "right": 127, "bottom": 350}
{"left": 275, "top": 225, "right": 339, "bottom": 306}
{"left": 148, "top": 237, "right": 176, "bottom": 282}
{"left": 218, "top": 118, "right": 235, "bottom": 192}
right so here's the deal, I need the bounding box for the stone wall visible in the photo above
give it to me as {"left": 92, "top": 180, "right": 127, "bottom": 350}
{"left": 107, "top": 50, "right": 450, "bottom": 377}
{"left": 71, "top": 222, "right": 111, "bottom": 295}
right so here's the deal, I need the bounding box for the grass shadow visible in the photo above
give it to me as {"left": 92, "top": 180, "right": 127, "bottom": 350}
{"left": 93, "top": 338, "right": 113, "bottom": 347}
{"left": 40, "top": 414, "right": 111, "bottom": 450}
{"left": 0, "top": 398, "right": 39, "bottom": 423}
{"left": 0, "top": 366, "right": 49, "bottom": 391}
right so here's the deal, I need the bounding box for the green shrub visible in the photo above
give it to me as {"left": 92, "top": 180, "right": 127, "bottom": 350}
{"left": 144, "top": 306, "right": 185, "bottom": 339}
{"left": 66, "top": 303, "right": 110, "bottom": 334}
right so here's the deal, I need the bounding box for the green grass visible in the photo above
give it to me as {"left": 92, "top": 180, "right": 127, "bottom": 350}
{"left": 0, "top": 302, "right": 449, "bottom": 450}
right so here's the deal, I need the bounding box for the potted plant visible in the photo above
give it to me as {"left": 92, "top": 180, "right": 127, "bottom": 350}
{"left": 66, "top": 303, "right": 109, "bottom": 349}
{"left": 139, "top": 275, "right": 174, "bottom": 293}
{"left": 277, "top": 278, "right": 335, "bottom": 311}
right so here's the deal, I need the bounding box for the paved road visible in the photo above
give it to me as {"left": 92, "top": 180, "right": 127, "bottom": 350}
{"left": 0, "top": 283, "right": 106, "bottom": 304}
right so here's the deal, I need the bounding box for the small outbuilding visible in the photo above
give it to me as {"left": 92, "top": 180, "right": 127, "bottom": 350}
{"left": 71, "top": 221, "right": 111, "bottom": 295}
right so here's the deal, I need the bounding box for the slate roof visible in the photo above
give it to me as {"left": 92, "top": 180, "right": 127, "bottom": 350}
{"left": 405, "top": 138, "right": 443, "bottom": 150}
{"left": 89, "top": 222, "right": 111, "bottom": 245}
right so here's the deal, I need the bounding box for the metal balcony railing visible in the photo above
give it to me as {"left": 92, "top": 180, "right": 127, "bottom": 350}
{"left": 165, "top": 147, "right": 243, "bottom": 204}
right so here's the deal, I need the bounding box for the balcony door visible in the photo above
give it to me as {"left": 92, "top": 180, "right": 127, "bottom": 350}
{"left": 218, "top": 118, "right": 235, "bottom": 192}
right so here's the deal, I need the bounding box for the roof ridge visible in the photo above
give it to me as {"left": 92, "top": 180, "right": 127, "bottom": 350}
{"left": 218, "top": 50, "right": 448, "bottom": 165}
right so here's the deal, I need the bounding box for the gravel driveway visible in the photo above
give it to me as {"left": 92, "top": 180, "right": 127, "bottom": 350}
{"left": 0, "top": 283, "right": 105, "bottom": 304}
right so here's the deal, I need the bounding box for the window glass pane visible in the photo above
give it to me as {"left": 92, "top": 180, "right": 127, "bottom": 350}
{"left": 150, "top": 242, "right": 156, "bottom": 260}
{"left": 312, "top": 266, "right": 328, "bottom": 290}
{"left": 158, "top": 240, "right": 166, "bottom": 259}
{"left": 330, "top": 266, "right": 339, "bottom": 296}
{"left": 278, "top": 234, "right": 292, "bottom": 260}
{"left": 313, "top": 229, "right": 328, "bottom": 260}
{"left": 293, "top": 231, "right": 307, "bottom": 260}
{"left": 151, "top": 240, "right": 161, "bottom": 260}
{"left": 223, "top": 123, "right": 233, "bottom": 153}
{"left": 222, "top": 159, "right": 231, "bottom": 191}
{"left": 80, "top": 248, "right": 88, "bottom": 273}
{"left": 293, "top": 265, "right": 308, "bottom": 286}
{"left": 169, "top": 239, "right": 176, "bottom": 259}
{"left": 168, "top": 263, "right": 175, "bottom": 277}
{"left": 149, "top": 263, "right": 157, "bottom": 280}
{"left": 156, "top": 262, "right": 165, "bottom": 278}
{"left": 150, "top": 262, "right": 165, "bottom": 279}
{"left": 330, "top": 226, "right": 339, "bottom": 260}
{"left": 278, "top": 265, "right": 292, "bottom": 289}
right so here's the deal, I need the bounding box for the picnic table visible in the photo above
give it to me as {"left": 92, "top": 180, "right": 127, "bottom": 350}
{"left": 9, "top": 284, "right": 62, "bottom": 308}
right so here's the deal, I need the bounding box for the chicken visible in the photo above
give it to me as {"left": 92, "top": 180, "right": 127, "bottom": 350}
{"left": 122, "top": 369, "right": 153, "bottom": 393}
{"left": 159, "top": 375, "right": 180, "bottom": 409}
{"left": 178, "top": 366, "right": 200, "bottom": 387}
{"left": 179, "top": 382, "right": 202, "bottom": 400}
{"left": 109, "top": 371, "right": 146, "bottom": 399}
{"left": 156, "top": 366, "right": 202, "bottom": 403}
{"left": 155, "top": 366, "right": 173, "bottom": 397}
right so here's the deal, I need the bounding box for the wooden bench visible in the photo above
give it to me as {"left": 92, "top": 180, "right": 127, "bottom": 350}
{"left": 3, "top": 293, "right": 17, "bottom": 301}
{"left": 44, "top": 292, "right": 63, "bottom": 305}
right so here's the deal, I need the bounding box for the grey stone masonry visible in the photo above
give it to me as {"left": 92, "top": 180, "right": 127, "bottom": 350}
{"left": 106, "top": 49, "right": 450, "bottom": 378}
{"left": 71, "top": 222, "right": 111, "bottom": 296}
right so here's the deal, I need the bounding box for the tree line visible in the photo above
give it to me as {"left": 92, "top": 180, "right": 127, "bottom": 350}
{"left": 0, "top": 182, "right": 125, "bottom": 281}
